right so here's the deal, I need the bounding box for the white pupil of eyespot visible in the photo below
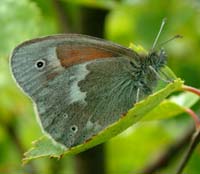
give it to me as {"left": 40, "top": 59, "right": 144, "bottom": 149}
{"left": 35, "top": 60, "right": 45, "bottom": 69}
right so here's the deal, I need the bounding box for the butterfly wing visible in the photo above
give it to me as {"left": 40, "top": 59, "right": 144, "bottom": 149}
{"left": 10, "top": 34, "right": 150, "bottom": 147}
{"left": 73, "top": 57, "right": 140, "bottom": 146}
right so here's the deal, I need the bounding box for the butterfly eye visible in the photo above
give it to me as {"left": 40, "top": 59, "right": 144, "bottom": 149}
{"left": 35, "top": 59, "right": 46, "bottom": 70}
{"left": 70, "top": 125, "right": 78, "bottom": 133}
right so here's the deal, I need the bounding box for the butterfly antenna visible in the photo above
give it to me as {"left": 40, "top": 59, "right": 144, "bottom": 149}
{"left": 152, "top": 18, "right": 167, "bottom": 50}
{"left": 158, "top": 34, "right": 183, "bottom": 48}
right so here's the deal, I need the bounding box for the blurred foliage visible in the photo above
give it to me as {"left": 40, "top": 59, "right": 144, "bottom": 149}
{"left": 0, "top": 0, "right": 40, "bottom": 57}
{"left": 1, "top": 0, "right": 200, "bottom": 174}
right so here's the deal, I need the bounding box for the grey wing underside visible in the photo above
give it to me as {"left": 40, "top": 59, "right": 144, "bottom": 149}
{"left": 36, "top": 57, "right": 138, "bottom": 147}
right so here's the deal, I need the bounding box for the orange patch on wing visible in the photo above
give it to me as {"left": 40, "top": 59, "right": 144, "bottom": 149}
{"left": 56, "top": 45, "right": 117, "bottom": 68}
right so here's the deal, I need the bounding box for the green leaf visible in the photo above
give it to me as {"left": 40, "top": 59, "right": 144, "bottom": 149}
{"left": 142, "top": 91, "right": 200, "bottom": 121}
{"left": 23, "top": 136, "right": 66, "bottom": 163}
{"left": 141, "top": 100, "right": 185, "bottom": 121}
{"left": 23, "top": 78, "right": 184, "bottom": 163}
{"left": 170, "top": 91, "right": 199, "bottom": 108}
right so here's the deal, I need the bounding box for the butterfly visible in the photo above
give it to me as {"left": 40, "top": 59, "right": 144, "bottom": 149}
{"left": 10, "top": 20, "right": 168, "bottom": 148}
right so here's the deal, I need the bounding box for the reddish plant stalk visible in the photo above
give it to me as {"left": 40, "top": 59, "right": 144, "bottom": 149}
{"left": 182, "top": 85, "right": 200, "bottom": 96}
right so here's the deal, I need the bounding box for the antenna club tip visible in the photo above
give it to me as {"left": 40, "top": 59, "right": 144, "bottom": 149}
{"left": 175, "top": 34, "right": 183, "bottom": 39}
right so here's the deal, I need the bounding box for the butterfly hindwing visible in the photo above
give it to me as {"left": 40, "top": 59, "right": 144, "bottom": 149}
{"left": 36, "top": 57, "right": 139, "bottom": 147}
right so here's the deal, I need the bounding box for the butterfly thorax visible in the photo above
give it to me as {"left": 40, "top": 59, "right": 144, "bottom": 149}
{"left": 129, "top": 49, "right": 167, "bottom": 96}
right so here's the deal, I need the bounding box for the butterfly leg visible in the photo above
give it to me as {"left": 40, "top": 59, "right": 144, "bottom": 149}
{"left": 136, "top": 88, "right": 140, "bottom": 103}
{"left": 148, "top": 65, "right": 170, "bottom": 83}
{"left": 159, "top": 70, "right": 174, "bottom": 82}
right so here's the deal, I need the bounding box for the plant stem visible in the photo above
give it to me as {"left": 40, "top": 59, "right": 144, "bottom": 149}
{"left": 139, "top": 126, "right": 194, "bottom": 174}
{"left": 182, "top": 85, "right": 200, "bottom": 96}
{"left": 185, "top": 109, "right": 200, "bottom": 130}
{"left": 176, "top": 128, "right": 200, "bottom": 174}
{"left": 175, "top": 108, "right": 200, "bottom": 174}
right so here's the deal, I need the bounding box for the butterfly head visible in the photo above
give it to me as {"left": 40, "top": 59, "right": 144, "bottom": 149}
{"left": 147, "top": 48, "right": 167, "bottom": 70}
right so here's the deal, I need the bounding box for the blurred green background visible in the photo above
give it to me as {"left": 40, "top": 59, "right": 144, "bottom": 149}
{"left": 1, "top": 0, "right": 200, "bottom": 174}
